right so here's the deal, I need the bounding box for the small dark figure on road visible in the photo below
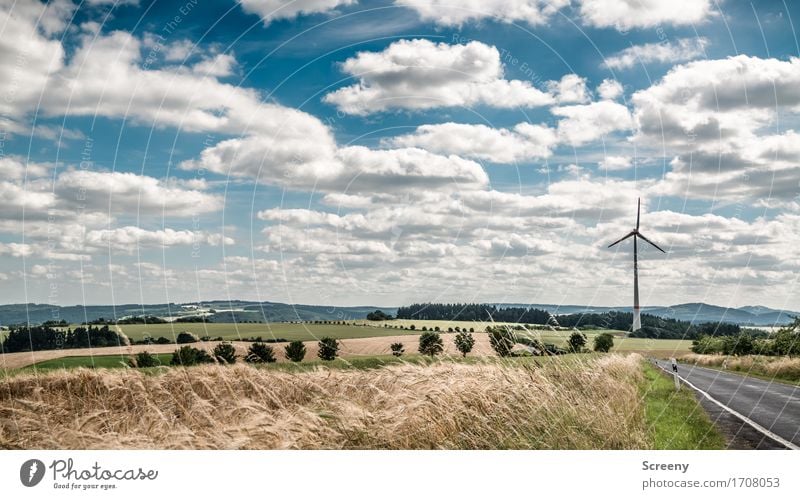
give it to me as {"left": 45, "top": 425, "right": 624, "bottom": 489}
{"left": 670, "top": 357, "right": 678, "bottom": 372}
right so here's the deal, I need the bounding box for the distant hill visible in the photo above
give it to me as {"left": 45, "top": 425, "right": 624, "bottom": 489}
{"left": 0, "top": 301, "right": 398, "bottom": 326}
{"left": 0, "top": 300, "right": 795, "bottom": 327}
{"left": 497, "top": 302, "right": 797, "bottom": 326}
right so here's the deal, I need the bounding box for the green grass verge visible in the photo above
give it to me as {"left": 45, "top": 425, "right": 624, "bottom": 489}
{"left": 641, "top": 362, "right": 726, "bottom": 449}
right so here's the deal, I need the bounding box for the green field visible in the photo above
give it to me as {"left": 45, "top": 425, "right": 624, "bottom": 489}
{"left": 108, "top": 322, "right": 418, "bottom": 342}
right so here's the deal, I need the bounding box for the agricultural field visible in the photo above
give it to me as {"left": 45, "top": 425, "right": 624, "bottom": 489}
{"left": 0, "top": 353, "right": 721, "bottom": 449}
{"left": 110, "top": 321, "right": 415, "bottom": 342}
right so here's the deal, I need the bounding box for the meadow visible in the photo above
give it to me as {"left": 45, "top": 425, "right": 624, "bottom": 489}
{"left": 0, "top": 353, "right": 721, "bottom": 449}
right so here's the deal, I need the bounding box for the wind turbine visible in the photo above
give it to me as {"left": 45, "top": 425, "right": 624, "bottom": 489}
{"left": 607, "top": 198, "right": 666, "bottom": 332}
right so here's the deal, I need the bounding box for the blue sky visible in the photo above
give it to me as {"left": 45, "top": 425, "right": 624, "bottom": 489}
{"left": 1, "top": 0, "right": 799, "bottom": 310}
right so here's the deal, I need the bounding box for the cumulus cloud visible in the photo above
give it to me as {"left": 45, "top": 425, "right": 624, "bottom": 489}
{"left": 385, "top": 122, "right": 557, "bottom": 163}
{"left": 396, "top": 0, "right": 569, "bottom": 26}
{"left": 239, "top": 0, "right": 356, "bottom": 25}
{"left": 84, "top": 226, "right": 234, "bottom": 252}
{"left": 323, "top": 39, "right": 554, "bottom": 114}
{"left": 604, "top": 37, "right": 709, "bottom": 70}
{"left": 598, "top": 156, "right": 632, "bottom": 171}
{"left": 181, "top": 139, "right": 488, "bottom": 194}
{"left": 547, "top": 74, "right": 591, "bottom": 104}
{"left": 578, "top": 0, "right": 715, "bottom": 31}
{"left": 553, "top": 100, "right": 634, "bottom": 146}
{"left": 597, "top": 79, "right": 623, "bottom": 100}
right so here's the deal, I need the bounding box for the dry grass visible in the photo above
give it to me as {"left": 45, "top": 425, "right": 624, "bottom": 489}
{"left": 0, "top": 354, "right": 648, "bottom": 449}
{"left": 678, "top": 353, "right": 800, "bottom": 382}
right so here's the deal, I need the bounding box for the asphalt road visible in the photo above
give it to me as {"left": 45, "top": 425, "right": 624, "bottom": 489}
{"left": 655, "top": 360, "right": 800, "bottom": 448}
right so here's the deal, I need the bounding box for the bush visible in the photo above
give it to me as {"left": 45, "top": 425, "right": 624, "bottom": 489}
{"left": 317, "top": 337, "right": 340, "bottom": 361}
{"left": 245, "top": 342, "right": 277, "bottom": 363}
{"left": 567, "top": 331, "right": 587, "bottom": 352}
{"left": 154, "top": 336, "right": 172, "bottom": 344}
{"left": 488, "top": 326, "right": 515, "bottom": 357}
{"left": 409, "top": 324, "right": 416, "bottom": 330}
{"left": 128, "top": 351, "right": 160, "bottom": 368}
{"left": 418, "top": 332, "right": 444, "bottom": 357}
{"left": 390, "top": 342, "right": 404, "bottom": 357}
{"left": 213, "top": 342, "right": 237, "bottom": 364}
{"left": 170, "top": 346, "right": 214, "bottom": 366}
{"left": 454, "top": 331, "right": 475, "bottom": 357}
{"left": 593, "top": 333, "right": 614, "bottom": 353}
{"left": 285, "top": 340, "right": 306, "bottom": 362}
{"left": 176, "top": 331, "right": 199, "bottom": 344}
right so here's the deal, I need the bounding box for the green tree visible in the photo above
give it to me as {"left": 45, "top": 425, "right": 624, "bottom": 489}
{"left": 129, "top": 351, "right": 159, "bottom": 368}
{"left": 170, "top": 346, "right": 214, "bottom": 366}
{"left": 390, "top": 342, "right": 404, "bottom": 357}
{"left": 245, "top": 342, "right": 277, "bottom": 363}
{"left": 454, "top": 331, "right": 475, "bottom": 357}
{"left": 488, "top": 326, "right": 515, "bottom": 357}
{"left": 213, "top": 342, "right": 237, "bottom": 364}
{"left": 593, "top": 333, "right": 614, "bottom": 353}
{"left": 176, "top": 331, "right": 199, "bottom": 344}
{"left": 285, "top": 340, "right": 306, "bottom": 362}
{"left": 567, "top": 331, "right": 587, "bottom": 352}
{"left": 418, "top": 332, "right": 444, "bottom": 357}
{"left": 317, "top": 337, "right": 340, "bottom": 361}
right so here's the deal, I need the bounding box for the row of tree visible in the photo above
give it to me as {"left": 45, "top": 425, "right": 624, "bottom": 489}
{"left": 1, "top": 325, "right": 130, "bottom": 353}
{"left": 691, "top": 318, "right": 800, "bottom": 356}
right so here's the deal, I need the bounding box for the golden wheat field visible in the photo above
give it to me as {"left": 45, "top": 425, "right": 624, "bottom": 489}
{"left": 0, "top": 354, "right": 649, "bottom": 450}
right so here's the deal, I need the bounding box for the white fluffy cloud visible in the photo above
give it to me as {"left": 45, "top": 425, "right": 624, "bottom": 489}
{"left": 181, "top": 139, "right": 488, "bottom": 193}
{"left": 396, "top": 0, "right": 569, "bottom": 26}
{"left": 239, "top": 0, "right": 356, "bottom": 25}
{"left": 323, "top": 39, "right": 554, "bottom": 114}
{"left": 553, "top": 100, "right": 633, "bottom": 146}
{"left": 578, "top": 0, "right": 715, "bottom": 31}
{"left": 598, "top": 156, "right": 632, "bottom": 171}
{"left": 84, "top": 227, "right": 234, "bottom": 252}
{"left": 386, "top": 122, "right": 557, "bottom": 163}
{"left": 597, "top": 79, "right": 623, "bottom": 100}
{"left": 604, "top": 37, "right": 709, "bottom": 70}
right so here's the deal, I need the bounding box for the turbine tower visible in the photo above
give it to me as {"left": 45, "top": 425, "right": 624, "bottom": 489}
{"left": 607, "top": 198, "right": 665, "bottom": 332}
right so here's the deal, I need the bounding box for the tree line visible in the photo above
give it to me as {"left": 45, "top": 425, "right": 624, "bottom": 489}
{"left": 1, "top": 325, "right": 130, "bottom": 353}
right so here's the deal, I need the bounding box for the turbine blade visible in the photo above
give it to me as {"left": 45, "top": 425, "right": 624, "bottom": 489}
{"left": 607, "top": 231, "right": 636, "bottom": 248}
{"left": 636, "top": 198, "right": 640, "bottom": 230}
{"left": 637, "top": 232, "right": 666, "bottom": 253}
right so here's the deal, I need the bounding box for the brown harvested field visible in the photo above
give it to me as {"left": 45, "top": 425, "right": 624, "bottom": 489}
{"left": 0, "top": 354, "right": 648, "bottom": 449}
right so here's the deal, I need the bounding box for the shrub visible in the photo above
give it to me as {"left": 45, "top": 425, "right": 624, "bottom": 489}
{"left": 128, "top": 351, "right": 160, "bottom": 368}
{"left": 245, "top": 342, "right": 277, "bottom": 363}
{"left": 454, "top": 331, "right": 475, "bottom": 357}
{"left": 409, "top": 324, "right": 416, "bottom": 330}
{"left": 390, "top": 342, "right": 404, "bottom": 357}
{"left": 213, "top": 342, "right": 237, "bottom": 364}
{"left": 285, "top": 340, "right": 306, "bottom": 362}
{"left": 317, "top": 337, "right": 340, "bottom": 361}
{"left": 488, "top": 326, "right": 515, "bottom": 357}
{"left": 567, "top": 331, "right": 587, "bottom": 352}
{"left": 469, "top": 327, "right": 474, "bottom": 333}
{"left": 154, "top": 336, "right": 172, "bottom": 344}
{"left": 176, "top": 331, "right": 199, "bottom": 344}
{"left": 434, "top": 326, "right": 440, "bottom": 332}
{"left": 418, "top": 332, "right": 444, "bottom": 357}
{"left": 170, "top": 346, "right": 214, "bottom": 366}
{"left": 593, "top": 333, "right": 614, "bottom": 353}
